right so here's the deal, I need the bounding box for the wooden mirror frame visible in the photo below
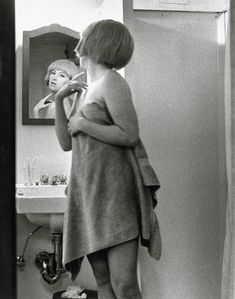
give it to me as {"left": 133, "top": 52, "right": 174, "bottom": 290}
{"left": 22, "top": 24, "right": 80, "bottom": 125}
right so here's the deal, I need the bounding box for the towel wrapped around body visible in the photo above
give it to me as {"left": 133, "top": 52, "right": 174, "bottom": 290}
{"left": 63, "top": 98, "right": 161, "bottom": 280}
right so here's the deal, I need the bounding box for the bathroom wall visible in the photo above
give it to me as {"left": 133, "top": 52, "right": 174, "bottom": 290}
{"left": 16, "top": 1, "right": 123, "bottom": 299}
{"left": 124, "top": 1, "right": 226, "bottom": 298}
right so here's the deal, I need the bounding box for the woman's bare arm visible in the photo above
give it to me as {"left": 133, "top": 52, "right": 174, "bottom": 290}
{"left": 70, "top": 72, "right": 139, "bottom": 147}
{"left": 55, "top": 73, "right": 87, "bottom": 151}
{"left": 55, "top": 93, "right": 72, "bottom": 151}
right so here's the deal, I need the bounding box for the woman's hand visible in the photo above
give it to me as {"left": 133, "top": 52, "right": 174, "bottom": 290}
{"left": 55, "top": 72, "right": 88, "bottom": 101}
{"left": 68, "top": 114, "right": 85, "bottom": 136}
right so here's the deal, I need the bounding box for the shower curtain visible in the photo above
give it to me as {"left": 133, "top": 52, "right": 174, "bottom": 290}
{"left": 221, "top": 8, "right": 234, "bottom": 299}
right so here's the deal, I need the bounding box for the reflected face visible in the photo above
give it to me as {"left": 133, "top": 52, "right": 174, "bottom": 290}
{"left": 48, "top": 69, "right": 70, "bottom": 92}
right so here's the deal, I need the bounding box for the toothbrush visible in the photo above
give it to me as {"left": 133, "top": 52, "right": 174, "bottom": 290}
{"left": 27, "top": 157, "right": 31, "bottom": 185}
{"left": 72, "top": 72, "right": 85, "bottom": 81}
{"left": 32, "top": 156, "right": 39, "bottom": 168}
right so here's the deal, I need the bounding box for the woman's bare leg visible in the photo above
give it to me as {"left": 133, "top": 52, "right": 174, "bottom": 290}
{"left": 107, "top": 238, "right": 142, "bottom": 299}
{"left": 87, "top": 250, "right": 117, "bottom": 299}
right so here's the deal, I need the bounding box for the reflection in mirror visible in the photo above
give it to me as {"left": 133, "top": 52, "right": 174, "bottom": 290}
{"left": 33, "top": 59, "right": 79, "bottom": 120}
{"left": 22, "top": 24, "right": 81, "bottom": 125}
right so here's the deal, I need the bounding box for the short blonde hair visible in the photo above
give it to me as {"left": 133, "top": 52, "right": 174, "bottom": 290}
{"left": 78, "top": 19, "right": 134, "bottom": 70}
{"left": 44, "top": 59, "right": 79, "bottom": 85}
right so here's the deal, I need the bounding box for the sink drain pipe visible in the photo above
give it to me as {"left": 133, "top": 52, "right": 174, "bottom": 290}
{"left": 35, "top": 233, "right": 65, "bottom": 284}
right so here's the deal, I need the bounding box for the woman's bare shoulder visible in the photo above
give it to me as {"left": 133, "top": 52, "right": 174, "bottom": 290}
{"left": 102, "top": 70, "right": 131, "bottom": 95}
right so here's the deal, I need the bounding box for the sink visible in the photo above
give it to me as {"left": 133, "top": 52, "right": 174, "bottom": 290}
{"left": 16, "top": 184, "right": 67, "bottom": 232}
{"left": 16, "top": 184, "right": 67, "bottom": 213}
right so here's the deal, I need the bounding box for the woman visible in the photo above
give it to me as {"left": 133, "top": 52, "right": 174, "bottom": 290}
{"left": 55, "top": 20, "right": 161, "bottom": 299}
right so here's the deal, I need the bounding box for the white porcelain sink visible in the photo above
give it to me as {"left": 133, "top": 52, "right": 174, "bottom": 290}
{"left": 16, "top": 184, "right": 67, "bottom": 213}
{"left": 16, "top": 184, "right": 67, "bottom": 232}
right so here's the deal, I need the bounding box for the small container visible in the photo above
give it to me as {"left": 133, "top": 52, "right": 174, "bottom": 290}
{"left": 23, "top": 166, "right": 35, "bottom": 185}
{"left": 59, "top": 174, "right": 67, "bottom": 185}
{"left": 40, "top": 174, "right": 50, "bottom": 185}
{"left": 50, "top": 175, "right": 60, "bottom": 185}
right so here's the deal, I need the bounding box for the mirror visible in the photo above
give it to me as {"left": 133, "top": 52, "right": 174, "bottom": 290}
{"left": 22, "top": 24, "right": 80, "bottom": 125}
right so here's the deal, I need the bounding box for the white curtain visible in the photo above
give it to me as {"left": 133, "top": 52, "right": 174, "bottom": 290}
{"left": 221, "top": 8, "right": 234, "bottom": 299}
